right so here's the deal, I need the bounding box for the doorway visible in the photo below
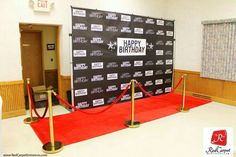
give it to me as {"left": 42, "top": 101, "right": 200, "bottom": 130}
{"left": 20, "top": 24, "right": 60, "bottom": 109}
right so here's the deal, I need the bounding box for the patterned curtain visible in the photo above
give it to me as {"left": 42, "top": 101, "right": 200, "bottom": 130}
{"left": 201, "top": 21, "right": 236, "bottom": 82}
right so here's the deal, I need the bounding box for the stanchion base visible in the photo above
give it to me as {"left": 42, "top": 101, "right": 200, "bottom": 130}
{"left": 42, "top": 141, "right": 63, "bottom": 154}
{"left": 125, "top": 120, "right": 140, "bottom": 128}
{"left": 177, "top": 107, "right": 190, "bottom": 112}
{"left": 24, "top": 117, "right": 39, "bottom": 124}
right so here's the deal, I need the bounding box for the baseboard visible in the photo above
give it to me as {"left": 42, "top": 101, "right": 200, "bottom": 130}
{"left": 175, "top": 89, "right": 236, "bottom": 106}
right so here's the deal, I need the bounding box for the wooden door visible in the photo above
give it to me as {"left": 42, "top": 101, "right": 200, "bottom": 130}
{"left": 21, "top": 31, "right": 44, "bottom": 95}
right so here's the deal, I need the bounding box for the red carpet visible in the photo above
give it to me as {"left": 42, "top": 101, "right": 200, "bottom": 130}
{"left": 30, "top": 93, "right": 210, "bottom": 145}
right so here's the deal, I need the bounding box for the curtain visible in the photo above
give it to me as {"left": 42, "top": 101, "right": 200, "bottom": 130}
{"left": 201, "top": 21, "right": 236, "bottom": 82}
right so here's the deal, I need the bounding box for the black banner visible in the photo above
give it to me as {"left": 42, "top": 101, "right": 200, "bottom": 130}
{"left": 71, "top": 7, "right": 174, "bottom": 109}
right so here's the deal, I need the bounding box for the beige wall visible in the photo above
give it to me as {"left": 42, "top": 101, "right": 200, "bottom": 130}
{"left": 0, "top": 0, "right": 167, "bottom": 81}
{"left": 1, "top": 0, "right": 236, "bottom": 80}
{"left": 39, "top": 26, "right": 57, "bottom": 70}
{"left": 163, "top": 0, "right": 236, "bottom": 71}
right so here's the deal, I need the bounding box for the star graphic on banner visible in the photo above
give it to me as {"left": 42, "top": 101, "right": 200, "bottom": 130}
{"left": 149, "top": 43, "right": 154, "bottom": 49}
{"left": 146, "top": 42, "right": 154, "bottom": 49}
{"left": 108, "top": 41, "right": 116, "bottom": 50}
{"left": 107, "top": 41, "right": 114, "bottom": 50}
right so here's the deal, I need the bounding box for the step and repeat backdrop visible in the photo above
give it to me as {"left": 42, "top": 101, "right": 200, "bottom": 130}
{"left": 71, "top": 7, "right": 174, "bottom": 109}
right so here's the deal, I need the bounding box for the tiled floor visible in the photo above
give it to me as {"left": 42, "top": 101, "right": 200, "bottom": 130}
{"left": 1, "top": 102, "right": 236, "bottom": 157}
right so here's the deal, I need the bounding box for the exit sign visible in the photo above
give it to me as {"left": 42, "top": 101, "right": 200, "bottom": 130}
{"left": 31, "top": 0, "right": 54, "bottom": 12}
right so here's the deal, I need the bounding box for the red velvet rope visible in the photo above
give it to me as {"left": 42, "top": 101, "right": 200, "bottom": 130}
{"left": 136, "top": 82, "right": 153, "bottom": 97}
{"left": 27, "top": 84, "right": 49, "bottom": 119}
{"left": 135, "top": 77, "right": 184, "bottom": 96}
{"left": 54, "top": 83, "right": 131, "bottom": 115}
{"left": 170, "top": 77, "right": 183, "bottom": 93}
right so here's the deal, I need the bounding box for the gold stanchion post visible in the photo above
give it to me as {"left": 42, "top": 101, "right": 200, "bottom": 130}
{"left": 42, "top": 90, "right": 63, "bottom": 154}
{"left": 24, "top": 78, "right": 39, "bottom": 124}
{"left": 125, "top": 79, "right": 140, "bottom": 128}
{"left": 177, "top": 74, "right": 190, "bottom": 112}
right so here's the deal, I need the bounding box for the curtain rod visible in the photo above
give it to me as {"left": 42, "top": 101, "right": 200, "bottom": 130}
{"left": 202, "top": 18, "right": 236, "bottom": 25}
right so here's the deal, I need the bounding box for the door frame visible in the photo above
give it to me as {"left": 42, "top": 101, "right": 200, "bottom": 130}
{"left": 56, "top": 26, "right": 62, "bottom": 97}
{"left": 19, "top": 23, "right": 61, "bottom": 98}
